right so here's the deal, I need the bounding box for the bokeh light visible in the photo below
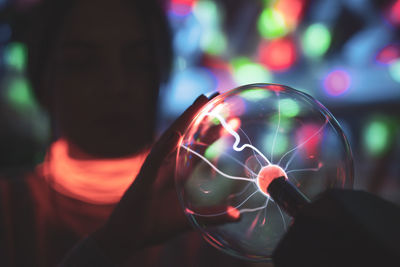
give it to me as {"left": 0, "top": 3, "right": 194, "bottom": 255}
{"left": 302, "top": 23, "right": 331, "bottom": 59}
{"left": 5, "top": 77, "right": 36, "bottom": 110}
{"left": 389, "top": 59, "right": 400, "bottom": 83}
{"left": 232, "top": 57, "right": 272, "bottom": 85}
{"left": 323, "top": 69, "right": 351, "bottom": 96}
{"left": 257, "top": 8, "right": 287, "bottom": 40}
{"left": 258, "top": 38, "right": 297, "bottom": 72}
{"left": 363, "top": 119, "right": 391, "bottom": 157}
{"left": 4, "top": 42, "right": 27, "bottom": 72}
{"left": 375, "top": 44, "right": 400, "bottom": 65}
{"left": 169, "top": 0, "right": 198, "bottom": 17}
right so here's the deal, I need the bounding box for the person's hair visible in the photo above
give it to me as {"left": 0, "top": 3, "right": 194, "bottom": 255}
{"left": 6, "top": 0, "right": 173, "bottom": 108}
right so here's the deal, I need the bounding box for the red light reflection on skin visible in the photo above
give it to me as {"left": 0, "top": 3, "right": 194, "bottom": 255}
{"left": 42, "top": 139, "right": 148, "bottom": 204}
{"left": 258, "top": 38, "right": 297, "bottom": 72}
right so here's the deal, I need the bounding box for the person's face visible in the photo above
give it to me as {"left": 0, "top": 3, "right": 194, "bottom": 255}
{"left": 46, "top": 0, "right": 159, "bottom": 157}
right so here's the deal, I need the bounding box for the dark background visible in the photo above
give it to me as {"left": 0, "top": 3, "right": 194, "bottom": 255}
{"left": 0, "top": 0, "right": 399, "bottom": 205}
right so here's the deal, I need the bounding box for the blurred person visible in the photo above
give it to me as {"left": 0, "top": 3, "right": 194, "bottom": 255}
{"left": 0, "top": 0, "right": 244, "bottom": 266}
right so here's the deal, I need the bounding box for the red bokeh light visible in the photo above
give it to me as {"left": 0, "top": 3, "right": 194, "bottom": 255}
{"left": 275, "top": 0, "right": 305, "bottom": 30}
{"left": 169, "top": 0, "right": 197, "bottom": 17}
{"left": 258, "top": 38, "right": 297, "bottom": 72}
{"left": 388, "top": 0, "right": 400, "bottom": 26}
{"left": 376, "top": 44, "right": 400, "bottom": 65}
{"left": 296, "top": 124, "right": 322, "bottom": 157}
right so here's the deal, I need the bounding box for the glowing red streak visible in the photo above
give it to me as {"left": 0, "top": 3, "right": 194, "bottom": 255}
{"left": 226, "top": 206, "right": 240, "bottom": 220}
{"left": 258, "top": 38, "right": 297, "bottom": 72}
{"left": 41, "top": 139, "right": 148, "bottom": 204}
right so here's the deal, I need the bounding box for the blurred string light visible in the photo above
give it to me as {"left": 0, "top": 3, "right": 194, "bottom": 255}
{"left": 258, "top": 38, "right": 297, "bottom": 72}
{"left": 301, "top": 23, "right": 331, "bottom": 59}
{"left": 231, "top": 57, "right": 272, "bottom": 85}
{"left": 323, "top": 69, "right": 351, "bottom": 96}
{"left": 4, "top": 42, "right": 27, "bottom": 72}
{"left": 193, "top": 0, "right": 226, "bottom": 56}
{"left": 389, "top": 59, "right": 400, "bottom": 83}
{"left": 363, "top": 118, "right": 391, "bottom": 156}
{"left": 169, "top": 0, "right": 198, "bottom": 17}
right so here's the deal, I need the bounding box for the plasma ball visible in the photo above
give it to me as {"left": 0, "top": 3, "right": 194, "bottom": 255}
{"left": 257, "top": 164, "right": 287, "bottom": 196}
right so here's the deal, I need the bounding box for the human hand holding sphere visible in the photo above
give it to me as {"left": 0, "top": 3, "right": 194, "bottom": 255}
{"left": 175, "top": 83, "right": 353, "bottom": 261}
{"left": 93, "top": 83, "right": 353, "bottom": 263}
{"left": 92, "top": 94, "right": 240, "bottom": 264}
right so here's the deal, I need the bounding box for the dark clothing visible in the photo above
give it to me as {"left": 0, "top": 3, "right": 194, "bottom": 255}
{"left": 0, "top": 168, "right": 270, "bottom": 267}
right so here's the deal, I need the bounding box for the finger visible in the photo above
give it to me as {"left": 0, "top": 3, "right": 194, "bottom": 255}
{"left": 132, "top": 94, "right": 215, "bottom": 191}
{"left": 169, "top": 94, "right": 209, "bottom": 135}
{"left": 133, "top": 131, "right": 180, "bottom": 190}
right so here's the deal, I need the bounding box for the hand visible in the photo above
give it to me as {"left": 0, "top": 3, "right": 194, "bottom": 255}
{"left": 93, "top": 94, "right": 240, "bottom": 263}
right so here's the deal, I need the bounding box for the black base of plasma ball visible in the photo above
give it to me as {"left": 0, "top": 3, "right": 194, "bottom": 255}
{"left": 267, "top": 176, "right": 310, "bottom": 218}
{"left": 272, "top": 189, "right": 400, "bottom": 267}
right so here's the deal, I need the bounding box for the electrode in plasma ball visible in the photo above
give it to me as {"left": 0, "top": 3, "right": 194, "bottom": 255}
{"left": 175, "top": 84, "right": 353, "bottom": 261}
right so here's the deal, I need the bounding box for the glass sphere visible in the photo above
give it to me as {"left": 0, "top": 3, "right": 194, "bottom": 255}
{"left": 175, "top": 83, "right": 353, "bottom": 261}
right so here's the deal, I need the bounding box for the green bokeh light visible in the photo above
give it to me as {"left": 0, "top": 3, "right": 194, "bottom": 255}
{"left": 363, "top": 120, "right": 390, "bottom": 156}
{"left": 239, "top": 88, "right": 272, "bottom": 102}
{"left": 257, "top": 8, "right": 287, "bottom": 39}
{"left": 263, "top": 132, "right": 289, "bottom": 157}
{"left": 232, "top": 57, "right": 272, "bottom": 85}
{"left": 302, "top": 23, "right": 331, "bottom": 59}
{"left": 6, "top": 78, "right": 36, "bottom": 109}
{"left": 205, "top": 139, "right": 226, "bottom": 160}
{"left": 202, "top": 30, "right": 227, "bottom": 55}
{"left": 5, "top": 42, "right": 27, "bottom": 72}
{"left": 279, "top": 98, "right": 300, "bottom": 117}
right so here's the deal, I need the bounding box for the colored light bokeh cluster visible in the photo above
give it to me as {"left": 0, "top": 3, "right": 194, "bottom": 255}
{"left": 162, "top": 0, "right": 400, "bottom": 163}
